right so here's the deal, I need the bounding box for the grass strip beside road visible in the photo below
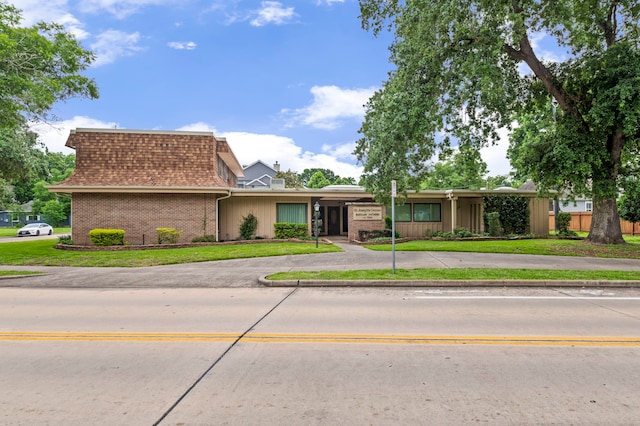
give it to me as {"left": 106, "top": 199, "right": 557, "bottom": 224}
{"left": 365, "top": 238, "right": 640, "bottom": 259}
{"left": 0, "top": 239, "right": 342, "bottom": 267}
{"left": 267, "top": 268, "right": 640, "bottom": 281}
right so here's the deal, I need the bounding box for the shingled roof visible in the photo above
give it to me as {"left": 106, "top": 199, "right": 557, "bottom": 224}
{"left": 51, "top": 129, "right": 244, "bottom": 191}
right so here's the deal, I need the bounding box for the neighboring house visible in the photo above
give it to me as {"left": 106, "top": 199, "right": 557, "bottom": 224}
{"left": 555, "top": 197, "right": 593, "bottom": 213}
{"left": 238, "top": 160, "right": 284, "bottom": 189}
{"left": 519, "top": 180, "right": 592, "bottom": 213}
{"left": 0, "top": 201, "right": 40, "bottom": 228}
{"left": 49, "top": 128, "right": 549, "bottom": 245}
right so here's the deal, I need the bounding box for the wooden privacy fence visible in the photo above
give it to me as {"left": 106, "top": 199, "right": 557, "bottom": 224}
{"left": 549, "top": 212, "right": 640, "bottom": 235}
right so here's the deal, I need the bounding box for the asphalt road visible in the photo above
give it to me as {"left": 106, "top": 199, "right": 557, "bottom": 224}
{"left": 1, "top": 286, "right": 639, "bottom": 425}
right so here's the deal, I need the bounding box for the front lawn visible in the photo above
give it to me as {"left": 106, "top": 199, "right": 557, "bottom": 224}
{"left": 0, "top": 239, "right": 342, "bottom": 267}
{"left": 365, "top": 237, "right": 640, "bottom": 259}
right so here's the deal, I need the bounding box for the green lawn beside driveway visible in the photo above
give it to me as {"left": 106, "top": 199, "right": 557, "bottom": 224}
{"left": 0, "top": 239, "right": 342, "bottom": 267}
{"left": 365, "top": 237, "right": 640, "bottom": 259}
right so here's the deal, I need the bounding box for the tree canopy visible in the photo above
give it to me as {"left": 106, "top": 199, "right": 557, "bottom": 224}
{"left": 275, "top": 169, "right": 304, "bottom": 188}
{"left": 0, "top": 2, "right": 96, "bottom": 186}
{"left": 421, "top": 144, "right": 488, "bottom": 190}
{"left": 306, "top": 171, "right": 332, "bottom": 189}
{"left": 299, "top": 168, "right": 357, "bottom": 188}
{"left": 357, "top": 0, "right": 640, "bottom": 243}
{"left": 0, "top": 126, "right": 46, "bottom": 181}
{"left": 0, "top": 2, "right": 98, "bottom": 130}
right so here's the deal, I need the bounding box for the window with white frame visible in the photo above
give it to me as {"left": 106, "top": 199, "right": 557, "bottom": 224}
{"left": 276, "top": 203, "right": 308, "bottom": 224}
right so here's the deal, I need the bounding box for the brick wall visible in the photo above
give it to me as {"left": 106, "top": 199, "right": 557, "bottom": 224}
{"left": 72, "top": 193, "right": 218, "bottom": 245}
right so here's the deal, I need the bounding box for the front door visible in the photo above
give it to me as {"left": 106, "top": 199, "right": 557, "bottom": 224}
{"left": 327, "top": 206, "right": 341, "bottom": 235}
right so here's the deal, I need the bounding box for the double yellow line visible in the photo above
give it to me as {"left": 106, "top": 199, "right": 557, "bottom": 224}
{"left": 1, "top": 331, "right": 639, "bottom": 347}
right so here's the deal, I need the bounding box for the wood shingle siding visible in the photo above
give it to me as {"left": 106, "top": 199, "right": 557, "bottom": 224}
{"left": 62, "top": 129, "right": 242, "bottom": 187}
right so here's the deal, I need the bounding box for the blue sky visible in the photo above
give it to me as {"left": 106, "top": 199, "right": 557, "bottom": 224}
{"left": 15, "top": 0, "right": 513, "bottom": 179}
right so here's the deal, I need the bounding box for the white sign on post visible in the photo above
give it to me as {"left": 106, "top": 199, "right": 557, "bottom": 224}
{"left": 391, "top": 180, "right": 396, "bottom": 274}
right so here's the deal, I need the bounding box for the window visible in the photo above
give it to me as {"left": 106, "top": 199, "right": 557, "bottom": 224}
{"left": 585, "top": 201, "right": 593, "bottom": 212}
{"left": 413, "top": 203, "right": 441, "bottom": 222}
{"left": 277, "top": 203, "right": 308, "bottom": 224}
{"left": 393, "top": 204, "right": 412, "bottom": 222}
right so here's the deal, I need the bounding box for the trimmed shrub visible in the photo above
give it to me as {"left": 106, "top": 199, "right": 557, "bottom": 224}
{"left": 192, "top": 234, "right": 216, "bottom": 243}
{"left": 358, "top": 229, "right": 398, "bottom": 241}
{"left": 89, "top": 228, "right": 125, "bottom": 246}
{"left": 239, "top": 212, "right": 258, "bottom": 240}
{"left": 156, "top": 227, "right": 182, "bottom": 244}
{"left": 483, "top": 195, "right": 530, "bottom": 235}
{"left": 556, "top": 212, "right": 577, "bottom": 236}
{"left": 432, "top": 227, "right": 477, "bottom": 239}
{"left": 57, "top": 235, "right": 73, "bottom": 245}
{"left": 486, "top": 212, "right": 502, "bottom": 237}
{"left": 274, "top": 222, "right": 308, "bottom": 239}
{"left": 384, "top": 215, "right": 392, "bottom": 229}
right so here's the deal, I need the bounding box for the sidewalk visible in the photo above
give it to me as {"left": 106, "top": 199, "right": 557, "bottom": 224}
{"left": 1, "top": 241, "right": 640, "bottom": 288}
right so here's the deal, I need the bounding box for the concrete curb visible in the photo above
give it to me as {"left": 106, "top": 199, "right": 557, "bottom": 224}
{"left": 0, "top": 273, "right": 48, "bottom": 281}
{"left": 258, "top": 276, "right": 640, "bottom": 288}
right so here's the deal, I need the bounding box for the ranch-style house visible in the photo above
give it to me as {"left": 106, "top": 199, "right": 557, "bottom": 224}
{"left": 49, "top": 129, "right": 549, "bottom": 245}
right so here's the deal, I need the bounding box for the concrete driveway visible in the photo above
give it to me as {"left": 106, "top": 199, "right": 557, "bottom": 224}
{"left": 0, "top": 234, "right": 64, "bottom": 243}
{"left": 2, "top": 241, "right": 640, "bottom": 288}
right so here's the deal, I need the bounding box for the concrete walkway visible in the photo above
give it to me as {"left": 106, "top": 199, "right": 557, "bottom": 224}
{"left": 2, "top": 240, "right": 640, "bottom": 288}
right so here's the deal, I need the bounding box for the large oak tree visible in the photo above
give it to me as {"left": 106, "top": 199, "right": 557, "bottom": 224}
{"left": 0, "top": 2, "right": 97, "bottom": 180}
{"left": 356, "top": 0, "right": 640, "bottom": 244}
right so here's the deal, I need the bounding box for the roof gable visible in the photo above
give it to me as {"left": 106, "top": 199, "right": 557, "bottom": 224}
{"left": 57, "top": 129, "right": 240, "bottom": 188}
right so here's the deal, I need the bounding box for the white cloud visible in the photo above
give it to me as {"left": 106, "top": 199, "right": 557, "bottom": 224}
{"left": 11, "top": 2, "right": 145, "bottom": 65}
{"left": 30, "top": 116, "right": 119, "bottom": 154}
{"left": 250, "top": 1, "right": 296, "bottom": 27}
{"left": 177, "top": 122, "right": 362, "bottom": 179}
{"left": 11, "top": 0, "right": 67, "bottom": 25}
{"left": 322, "top": 141, "right": 357, "bottom": 160}
{"left": 11, "top": 0, "right": 89, "bottom": 39}
{"left": 167, "top": 41, "right": 197, "bottom": 50}
{"left": 90, "top": 30, "right": 144, "bottom": 66}
{"left": 284, "top": 85, "right": 376, "bottom": 130}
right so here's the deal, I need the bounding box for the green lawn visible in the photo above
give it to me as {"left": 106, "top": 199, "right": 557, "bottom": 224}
{"left": 364, "top": 237, "right": 640, "bottom": 259}
{"left": 268, "top": 268, "right": 640, "bottom": 281}
{"left": 0, "top": 239, "right": 342, "bottom": 267}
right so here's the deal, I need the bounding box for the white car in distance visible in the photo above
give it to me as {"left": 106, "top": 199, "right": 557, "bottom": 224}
{"left": 16, "top": 223, "right": 53, "bottom": 237}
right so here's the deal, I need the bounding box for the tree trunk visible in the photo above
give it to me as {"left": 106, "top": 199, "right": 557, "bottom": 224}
{"left": 586, "top": 129, "right": 625, "bottom": 244}
{"left": 587, "top": 196, "right": 625, "bottom": 244}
